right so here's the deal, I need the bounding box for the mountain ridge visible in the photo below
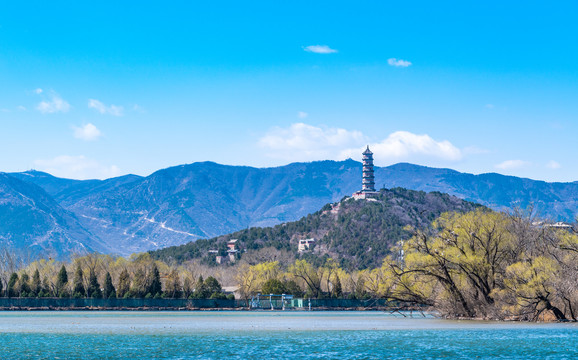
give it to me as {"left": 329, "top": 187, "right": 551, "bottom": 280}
{"left": 1, "top": 160, "right": 577, "bottom": 258}
{"left": 0, "top": 173, "right": 103, "bottom": 258}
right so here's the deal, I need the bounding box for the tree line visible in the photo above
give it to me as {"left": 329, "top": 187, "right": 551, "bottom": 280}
{"left": 0, "top": 253, "right": 231, "bottom": 300}
{"left": 0, "top": 209, "right": 575, "bottom": 321}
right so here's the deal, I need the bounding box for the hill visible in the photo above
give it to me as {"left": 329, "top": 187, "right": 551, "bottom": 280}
{"left": 149, "top": 188, "right": 483, "bottom": 269}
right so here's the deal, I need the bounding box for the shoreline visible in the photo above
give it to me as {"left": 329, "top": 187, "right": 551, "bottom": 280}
{"left": 0, "top": 307, "right": 573, "bottom": 324}
{"left": 0, "top": 306, "right": 397, "bottom": 312}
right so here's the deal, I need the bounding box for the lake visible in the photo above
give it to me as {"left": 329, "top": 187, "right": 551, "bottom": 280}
{"left": 0, "top": 311, "right": 576, "bottom": 359}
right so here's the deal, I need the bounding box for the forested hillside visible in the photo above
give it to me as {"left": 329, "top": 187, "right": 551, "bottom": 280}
{"left": 150, "top": 188, "right": 483, "bottom": 269}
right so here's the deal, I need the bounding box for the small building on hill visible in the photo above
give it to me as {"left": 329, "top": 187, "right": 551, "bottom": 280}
{"left": 298, "top": 238, "right": 315, "bottom": 252}
{"left": 227, "top": 239, "right": 238, "bottom": 251}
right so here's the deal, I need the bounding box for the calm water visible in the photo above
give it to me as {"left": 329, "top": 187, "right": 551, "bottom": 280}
{"left": 0, "top": 311, "right": 576, "bottom": 359}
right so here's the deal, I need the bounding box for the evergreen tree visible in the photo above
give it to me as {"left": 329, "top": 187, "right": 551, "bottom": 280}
{"left": 284, "top": 280, "right": 304, "bottom": 297}
{"left": 72, "top": 264, "right": 85, "bottom": 298}
{"left": 56, "top": 265, "right": 68, "bottom": 297}
{"left": 0, "top": 276, "right": 3, "bottom": 297}
{"left": 117, "top": 269, "right": 130, "bottom": 298}
{"left": 103, "top": 272, "right": 116, "bottom": 299}
{"left": 19, "top": 272, "right": 31, "bottom": 297}
{"left": 204, "top": 276, "right": 222, "bottom": 297}
{"left": 31, "top": 269, "right": 41, "bottom": 297}
{"left": 192, "top": 275, "right": 208, "bottom": 299}
{"left": 148, "top": 264, "right": 162, "bottom": 297}
{"left": 261, "top": 278, "right": 286, "bottom": 295}
{"left": 7, "top": 273, "right": 18, "bottom": 298}
{"left": 87, "top": 268, "right": 102, "bottom": 298}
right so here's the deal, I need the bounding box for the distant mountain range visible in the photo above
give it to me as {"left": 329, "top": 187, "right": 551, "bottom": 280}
{"left": 1, "top": 160, "right": 577, "bottom": 258}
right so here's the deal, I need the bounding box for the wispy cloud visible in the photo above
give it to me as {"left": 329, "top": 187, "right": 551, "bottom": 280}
{"left": 34, "top": 155, "right": 121, "bottom": 180}
{"left": 73, "top": 123, "right": 102, "bottom": 141}
{"left": 297, "top": 111, "right": 308, "bottom": 119}
{"left": 546, "top": 160, "right": 561, "bottom": 169}
{"left": 88, "top": 99, "right": 124, "bottom": 116}
{"left": 259, "top": 123, "right": 365, "bottom": 162}
{"left": 259, "top": 123, "right": 463, "bottom": 165}
{"left": 495, "top": 160, "right": 531, "bottom": 170}
{"left": 387, "top": 58, "right": 412, "bottom": 67}
{"left": 36, "top": 91, "right": 70, "bottom": 114}
{"left": 485, "top": 104, "right": 495, "bottom": 109}
{"left": 303, "top": 45, "right": 338, "bottom": 54}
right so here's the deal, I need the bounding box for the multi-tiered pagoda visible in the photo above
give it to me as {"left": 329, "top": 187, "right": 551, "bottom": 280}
{"left": 353, "top": 146, "right": 378, "bottom": 200}
{"left": 361, "top": 146, "right": 375, "bottom": 193}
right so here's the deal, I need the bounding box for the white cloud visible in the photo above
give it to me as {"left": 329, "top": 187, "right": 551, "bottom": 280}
{"left": 342, "top": 131, "right": 462, "bottom": 163}
{"left": 34, "top": 88, "right": 43, "bottom": 94}
{"left": 17, "top": 105, "right": 27, "bottom": 111}
{"left": 485, "top": 104, "right": 495, "bottom": 109}
{"left": 303, "top": 45, "right": 338, "bottom": 54}
{"left": 546, "top": 160, "right": 561, "bottom": 169}
{"left": 259, "top": 123, "right": 366, "bottom": 162}
{"left": 387, "top": 58, "right": 412, "bottom": 67}
{"left": 495, "top": 160, "right": 531, "bottom": 170}
{"left": 88, "top": 99, "right": 124, "bottom": 116}
{"left": 73, "top": 123, "right": 102, "bottom": 141}
{"left": 298, "top": 111, "right": 308, "bottom": 119}
{"left": 259, "top": 123, "right": 463, "bottom": 165}
{"left": 36, "top": 91, "right": 70, "bottom": 114}
{"left": 33, "top": 155, "right": 121, "bottom": 180}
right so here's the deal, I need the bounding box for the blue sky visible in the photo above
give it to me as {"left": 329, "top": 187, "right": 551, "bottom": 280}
{"left": 1, "top": 1, "right": 577, "bottom": 181}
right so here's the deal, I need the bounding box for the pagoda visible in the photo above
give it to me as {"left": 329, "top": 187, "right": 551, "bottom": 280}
{"left": 361, "top": 146, "right": 375, "bottom": 192}
{"left": 353, "top": 146, "right": 379, "bottom": 200}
